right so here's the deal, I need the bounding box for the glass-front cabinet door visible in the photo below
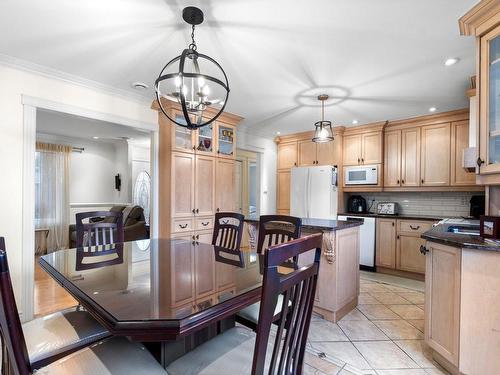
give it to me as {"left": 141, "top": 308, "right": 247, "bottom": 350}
{"left": 479, "top": 27, "right": 500, "bottom": 174}
{"left": 171, "top": 110, "right": 195, "bottom": 153}
{"left": 217, "top": 122, "right": 236, "bottom": 159}
{"left": 194, "top": 120, "right": 215, "bottom": 156}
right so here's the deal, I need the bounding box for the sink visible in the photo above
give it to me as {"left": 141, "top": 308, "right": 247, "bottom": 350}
{"left": 446, "top": 225, "right": 480, "bottom": 236}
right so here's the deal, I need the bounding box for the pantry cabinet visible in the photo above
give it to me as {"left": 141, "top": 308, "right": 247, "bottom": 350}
{"left": 278, "top": 142, "right": 298, "bottom": 170}
{"left": 154, "top": 98, "right": 242, "bottom": 238}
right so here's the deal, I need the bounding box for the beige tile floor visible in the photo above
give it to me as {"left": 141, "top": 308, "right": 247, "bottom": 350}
{"left": 302, "top": 275, "right": 450, "bottom": 375}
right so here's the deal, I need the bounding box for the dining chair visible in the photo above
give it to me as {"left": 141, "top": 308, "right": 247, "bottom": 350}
{"left": 237, "top": 215, "right": 302, "bottom": 330}
{"left": 0, "top": 237, "right": 111, "bottom": 372}
{"left": 0, "top": 242, "right": 167, "bottom": 375}
{"left": 166, "top": 233, "right": 323, "bottom": 375}
{"left": 75, "top": 211, "right": 124, "bottom": 247}
{"left": 211, "top": 212, "right": 245, "bottom": 251}
{"left": 75, "top": 243, "right": 125, "bottom": 271}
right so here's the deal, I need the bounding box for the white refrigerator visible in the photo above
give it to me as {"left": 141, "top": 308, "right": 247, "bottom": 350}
{"left": 290, "top": 166, "right": 338, "bottom": 219}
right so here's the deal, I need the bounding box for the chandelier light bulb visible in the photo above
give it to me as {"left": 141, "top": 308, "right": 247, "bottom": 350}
{"left": 174, "top": 75, "right": 182, "bottom": 88}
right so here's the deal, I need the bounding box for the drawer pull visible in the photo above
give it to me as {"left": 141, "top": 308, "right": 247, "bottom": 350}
{"left": 410, "top": 225, "right": 420, "bottom": 230}
{"left": 201, "top": 221, "right": 209, "bottom": 226}
{"left": 178, "top": 224, "right": 188, "bottom": 229}
{"left": 420, "top": 245, "right": 429, "bottom": 255}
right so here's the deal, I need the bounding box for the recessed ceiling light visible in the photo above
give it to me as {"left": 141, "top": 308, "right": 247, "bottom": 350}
{"left": 352, "top": 120, "right": 359, "bottom": 125}
{"left": 131, "top": 81, "right": 149, "bottom": 90}
{"left": 429, "top": 107, "right": 437, "bottom": 112}
{"left": 92, "top": 136, "right": 99, "bottom": 139}
{"left": 444, "top": 58, "right": 459, "bottom": 66}
{"left": 276, "top": 131, "right": 281, "bottom": 135}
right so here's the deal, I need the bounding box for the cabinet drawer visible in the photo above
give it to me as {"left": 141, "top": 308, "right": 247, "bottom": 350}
{"left": 195, "top": 216, "right": 214, "bottom": 231}
{"left": 398, "top": 220, "right": 433, "bottom": 234}
{"left": 172, "top": 218, "right": 194, "bottom": 233}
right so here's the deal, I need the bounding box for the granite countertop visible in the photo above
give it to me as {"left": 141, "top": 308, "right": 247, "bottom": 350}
{"left": 244, "top": 216, "right": 362, "bottom": 231}
{"left": 421, "top": 222, "right": 500, "bottom": 252}
{"left": 338, "top": 212, "right": 445, "bottom": 221}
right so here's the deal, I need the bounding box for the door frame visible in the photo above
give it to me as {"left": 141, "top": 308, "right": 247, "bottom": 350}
{"left": 21, "top": 95, "right": 159, "bottom": 321}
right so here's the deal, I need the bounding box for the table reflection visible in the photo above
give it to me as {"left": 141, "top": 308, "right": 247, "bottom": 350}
{"left": 40, "top": 239, "right": 263, "bottom": 322}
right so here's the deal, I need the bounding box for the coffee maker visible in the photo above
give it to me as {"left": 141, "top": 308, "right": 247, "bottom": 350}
{"left": 348, "top": 195, "right": 367, "bottom": 213}
{"left": 470, "top": 195, "right": 485, "bottom": 219}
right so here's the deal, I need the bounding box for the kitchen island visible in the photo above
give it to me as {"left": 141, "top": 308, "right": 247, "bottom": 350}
{"left": 421, "top": 221, "right": 500, "bottom": 375}
{"left": 245, "top": 217, "right": 362, "bottom": 322}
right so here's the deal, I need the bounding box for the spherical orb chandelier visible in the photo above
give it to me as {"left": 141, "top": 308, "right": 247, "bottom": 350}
{"left": 312, "top": 94, "right": 334, "bottom": 143}
{"left": 155, "top": 7, "right": 230, "bottom": 130}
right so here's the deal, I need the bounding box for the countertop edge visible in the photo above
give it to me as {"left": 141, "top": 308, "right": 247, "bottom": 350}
{"left": 421, "top": 233, "right": 500, "bottom": 253}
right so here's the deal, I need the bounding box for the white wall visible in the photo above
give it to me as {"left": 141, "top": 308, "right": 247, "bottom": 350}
{"left": 0, "top": 64, "right": 156, "bottom": 311}
{"left": 237, "top": 131, "right": 277, "bottom": 215}
{"left": 36, "top": 133, "right": 131, "bottom": 205}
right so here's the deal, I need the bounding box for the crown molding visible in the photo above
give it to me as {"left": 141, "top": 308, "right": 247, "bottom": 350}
{"left": 459, "top": 0, "right": 500, "bottom": 36}
{"left": 0, "top": 53, "right": 152, "bottom": 105}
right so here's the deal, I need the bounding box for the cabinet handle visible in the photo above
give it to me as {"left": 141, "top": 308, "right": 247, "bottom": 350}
{"left": 217, "top": 150, "right": 220, "bottom": 154}
{"left": 397, "top": 235, "right": 400, "bottom": 239}
{"left": 294, "top": 162, "right": 297, "bottom": 166}
{"left": 201, "top": 221, "right": 209, "bottom": 226}
{"left": 216, "top": 208, "right": 220, "bottom": 212}
{"left": 477, "top": 157, "right": 484, "bottom": 167}
{"left": 192, "top": 146, "right": 196, "bottom": 150}
{"left": 357, "top": 158, "right": 360, "bottom": 164}
{"left": 361, "top": 158, "right": 364, "bottom": 163}
{"left": 420, "top": 245, "right": 429, "bottom": 255}
{"left": 402, "top": 179, "right": 405, "bottom": 184}
{"left": 397, "top": 179, "right": 399, "bottom": 184}
{"left": 192, "top": 208, "right": 196, "bottom": 214}
{"left": 192, "top": 235, "right": 196, "bottom": 240}
{"left": 392, "top": 222, "right": 394, "bottom": 226}
{"left": 179, "top": 224, "right": 188, "bottom": 229}
{"left": 196, "top": 234, "right": 199, "bottom": 240}
{"left": 410, "top": 225, "right": 420, "bottom": 230}
{"left": 421, "top": 179, "right": 424, "bottom": 184}
{"left": 195, "top": 208, "right": 199, "bottom": 214}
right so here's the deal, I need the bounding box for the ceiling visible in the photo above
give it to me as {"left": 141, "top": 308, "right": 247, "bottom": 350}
{"left": 37, "top": 109, "right": 151, "bottom": 146}
{"left": 0, "top": 0, "right": 478, "bottom": 137}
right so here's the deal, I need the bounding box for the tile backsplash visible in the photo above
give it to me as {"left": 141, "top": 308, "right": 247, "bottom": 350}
{"left": 347, "top": 192, "right": 484, "bottom": 218}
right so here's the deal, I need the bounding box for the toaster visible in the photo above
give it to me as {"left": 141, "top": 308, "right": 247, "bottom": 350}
{"left": 376, "top": 202, "right": 398, "bottom": 215}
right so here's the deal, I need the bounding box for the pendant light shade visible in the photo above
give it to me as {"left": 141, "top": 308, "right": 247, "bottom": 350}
{"left": 155, "top": 7, "right": 230, "bottom": 130}
{"left": 312, "top": 95, "right": 334, "bottom": 143}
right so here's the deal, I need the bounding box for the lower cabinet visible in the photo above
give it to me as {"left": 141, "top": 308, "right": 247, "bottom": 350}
{"left": 376, "top": 218, "right": 434, "bottom": 276}
{"left": 424, "top": 241, "right": 461, "bottom": 367}
{"left": 376, "top": 219, "right": 396, "bottom": 268}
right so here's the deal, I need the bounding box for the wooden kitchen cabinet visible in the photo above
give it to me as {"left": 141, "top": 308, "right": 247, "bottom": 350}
{"left": 316, "top": 140, "right": 337, "bottom": 166}
{"left": 171, "top": 152, "right": 195, "bottom": 218}
{"left": 155, "top": 98, "right": 242, "bottom": 238}
{"left": 424, "top": 242, "right": 461, "bottom": 367}
{"left": 277, "top": 142, "right": 297, "bottom": 170}
{"left": 215, "top": 158, "right": 235, "bottom": 213}
{"left": 451, "top": 120, "right": 476, "bottom": 186}
{"left": 421, "top": 123, "right": 451, "bottom": 186}
{"left": 397, "top": 234, "right": 426, "bottom": 274}
{"left": 343, "top": 135, "right": 363, "bottom": 166}
{"left": 277, "top": 170, "right": 291, "bottom": 214}
{"left": 298, "top": 139, "right": 317, "bottom": 166}
{"left": 384, "top": 130, "right": 402, "bottom": 187}
{"left": 376, "top": 218, "right": 396, "bottom": 269}
{"left": 343, "top": 129, "right": 383, "bottom": 166}
{"left": 401, "top": 127, "right": 421, "bottom": 187}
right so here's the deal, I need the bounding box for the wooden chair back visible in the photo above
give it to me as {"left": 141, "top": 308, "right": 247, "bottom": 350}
{"left": 76, "top": 211, "right": 124, "bottom": 247}
{"left": 257, "top": 215, "right": 302, "bottom": 266}
{"left": 252, "top": 233, "right": 323, "bottom": 375}
{"left": 0, "top": 237, "right": 32, "bottom": 375}
{"left": 212, "top": 212, "right": 245, "bottom": 251}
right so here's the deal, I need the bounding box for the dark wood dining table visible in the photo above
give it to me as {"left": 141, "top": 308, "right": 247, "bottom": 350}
{"left": 39, "top": 238, "right": 264, "bottom": 366}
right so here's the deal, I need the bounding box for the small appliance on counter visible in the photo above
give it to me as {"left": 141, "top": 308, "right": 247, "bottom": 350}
{"left": 376, "top": 202, "right": 398, "bottom": 215}
{"left": 470, "top": 195, "right": 485, "bottom": 219}
{"left": 347, "top": 195, "right": 367, "bottom": 213}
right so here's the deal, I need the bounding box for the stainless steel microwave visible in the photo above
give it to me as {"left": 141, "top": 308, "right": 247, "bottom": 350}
{"left": 344, "top": 165, "right": 378, "bottom": 185}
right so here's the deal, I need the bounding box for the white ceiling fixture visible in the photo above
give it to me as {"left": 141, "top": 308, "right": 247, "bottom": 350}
{"left": 131, "top": 81, "right": 149, "bottom": 90}
{"left": 352, "top": 120, "right": 359, "bottom": 125}
{"left": 92, "top": 136, "right": 99, "bottom": 139}
{"left": 429, "top": 107, "right": 437, "bottom": 112}
{"left": 0, "top": 0, "right": 478, "bottom": 137}
{"left": 444, "top": 58, "right": 460, "bottom": 66}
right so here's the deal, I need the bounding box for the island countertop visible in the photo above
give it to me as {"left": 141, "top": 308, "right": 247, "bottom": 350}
{"left": 421, "top": 222, "right": 500, "bottom": 253}
{"left": 244, "top": 216, "right": 363, "bottom": 231}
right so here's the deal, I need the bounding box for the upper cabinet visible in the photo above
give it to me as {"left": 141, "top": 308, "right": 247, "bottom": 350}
{"left": 459, "top": 0, "right": 500, "bottom": 183}
{"left": 216, "top": 122, "right": 236, "bottom": 159}
{"left": 421, "top": 124, "right": 451, "bottom": 187}
{"left": 451, "top": 121, "right": 476, "bottom": 186}
{"left": 343, "top": 128, "right": 383, "bottom": 166}
{"left": 278, "top": 142, "right": 298, "bottom": 170}
{"left": 298, "top": 140, "right": 318, "bottom": 166}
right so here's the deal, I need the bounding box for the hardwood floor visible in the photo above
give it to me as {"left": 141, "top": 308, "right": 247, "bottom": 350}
{"left": 34, "top": 256, "right": 77, "bottom": 317}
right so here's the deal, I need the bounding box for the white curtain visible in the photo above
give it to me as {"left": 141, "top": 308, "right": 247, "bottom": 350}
{"left": 35, "top": 142, "right": 71, "bottom": 252}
